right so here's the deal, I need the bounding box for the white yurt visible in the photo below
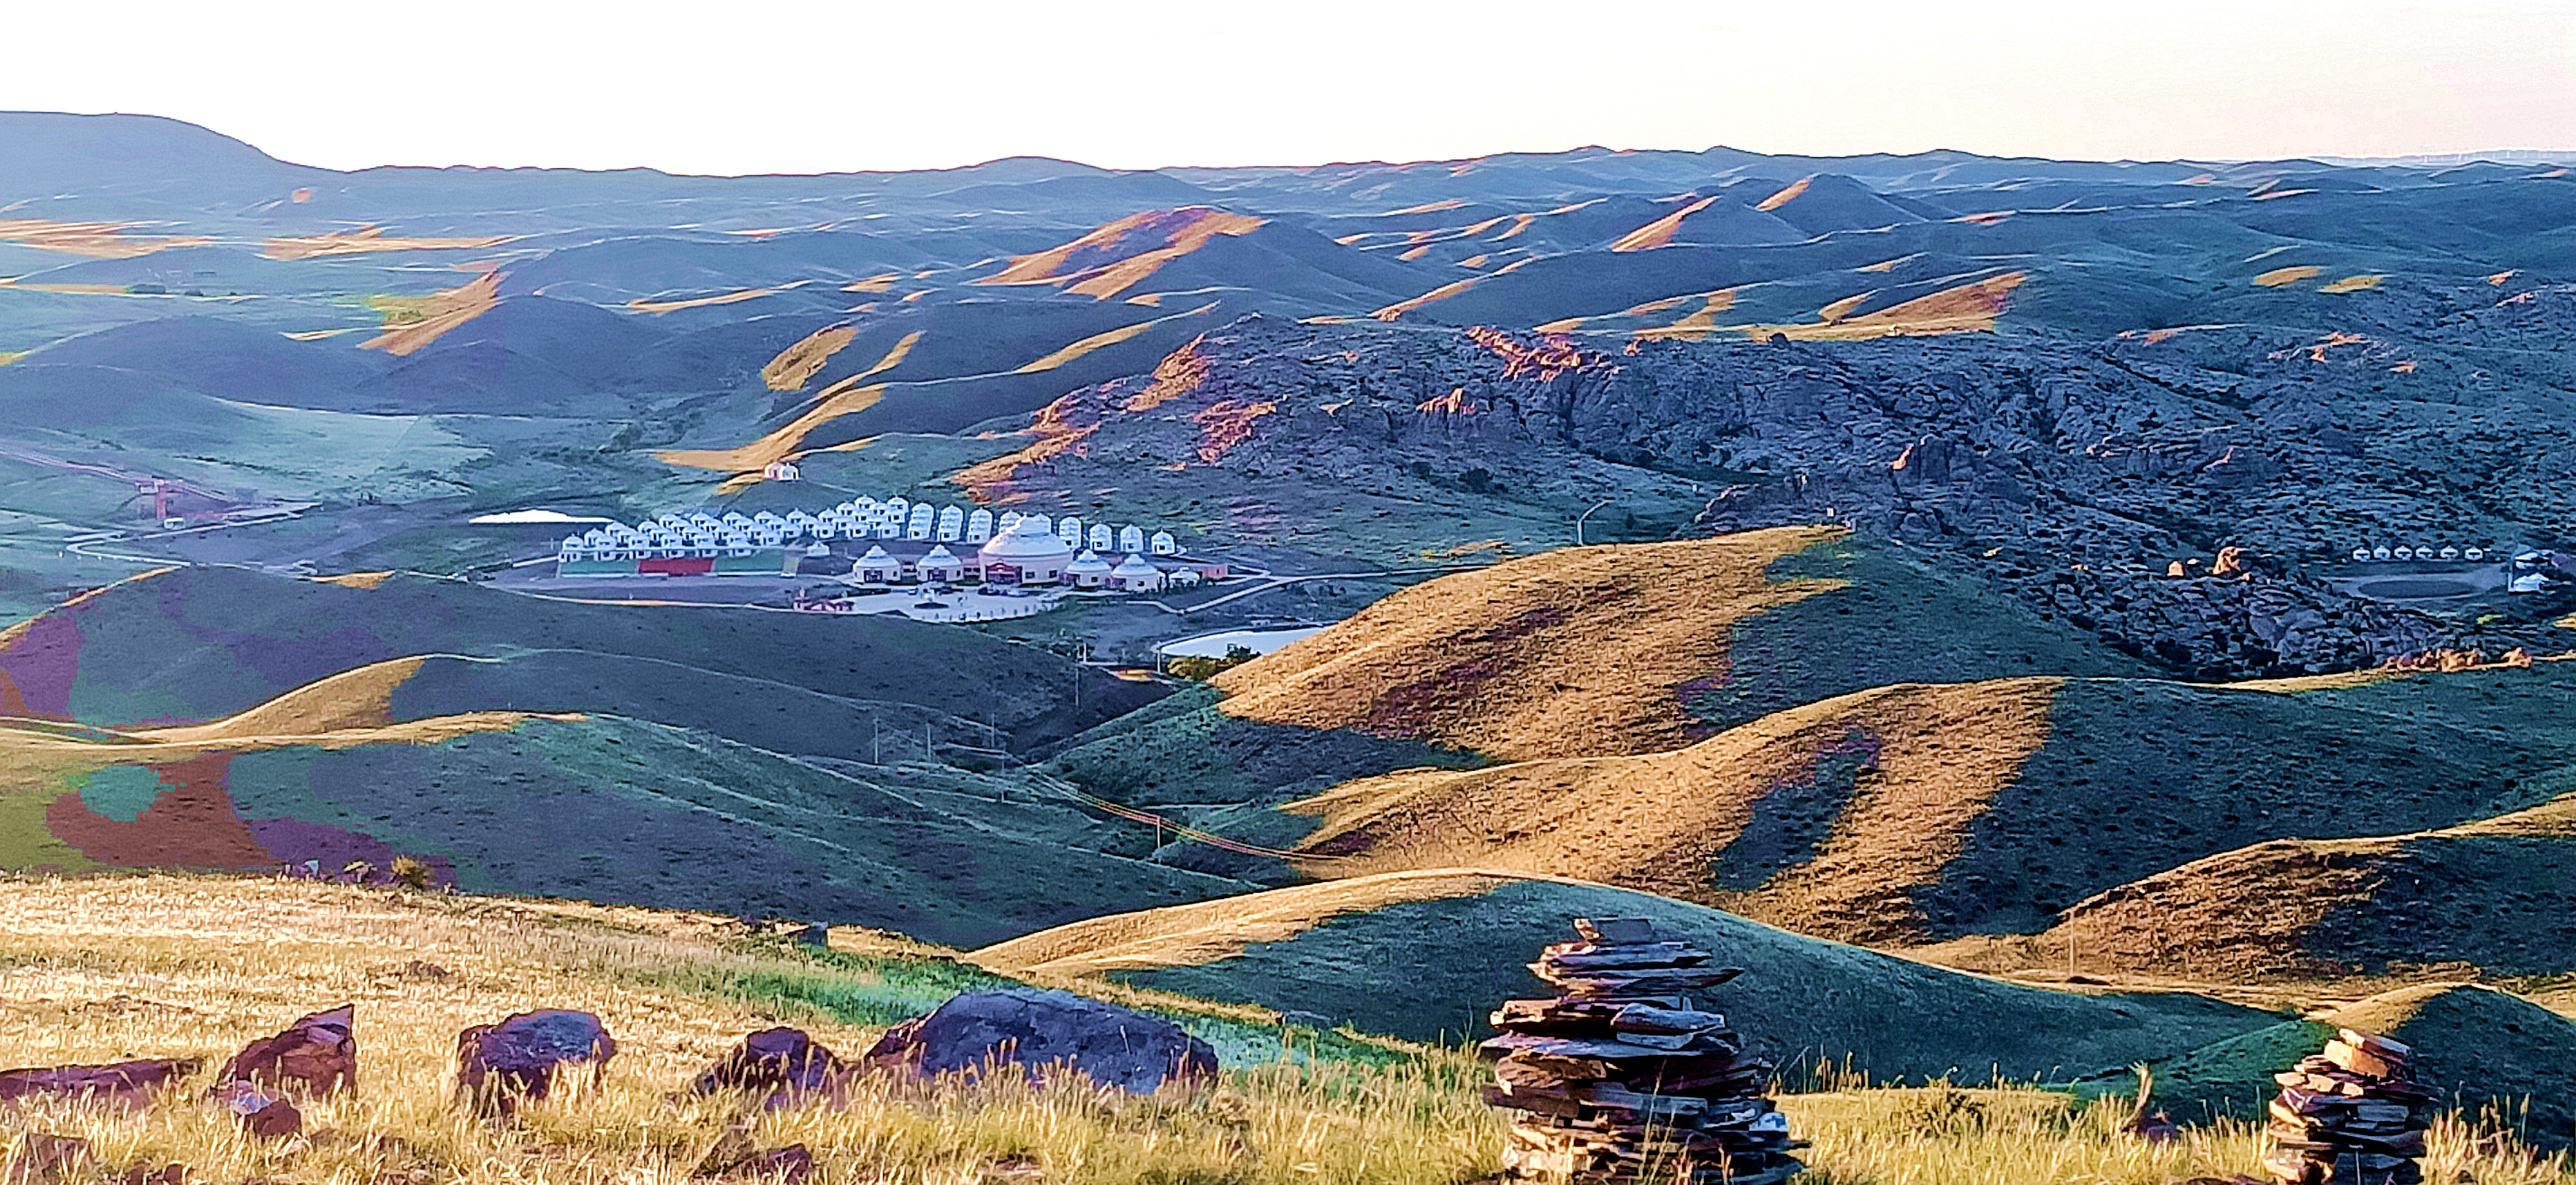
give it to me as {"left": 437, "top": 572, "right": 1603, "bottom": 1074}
{"left": 855, "top": 545, "right": 900, "bottom": 583}
{"left": 1109, "top": 553, "right": 1164, "bottom": 592}
{"left": 1065, "top": 549, "right": 1114, "bottom": 589}
{"left": 1150, "top": 531, "right": 1179, "bottom": 556}
{"left": 967, "top": 508, "right": 996, "bottom": 544}
{"left": 1058, "top": 516, "right": 1085, "bottom": 546}
{"left": 1120, "top": 526, "right": 1146, "bottom": 554}
{"left": 1088, "top": 523, "right": 1114, "bottom": 552}
{"left": 919, "top": 544, "right": 965, "bottom": 582}
{"left": 976, "top": 515, "right": 1075, "bottom": 585}
{"left": 938, "top": 506, "right": 965, "bottom": 542}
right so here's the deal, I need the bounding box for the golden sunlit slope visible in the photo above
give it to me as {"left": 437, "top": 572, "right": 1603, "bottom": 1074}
{"left": 980, "top": 208, "right": 1266, "bottom": 300}
{"left": 1247, "top": 661, "right": 2576, "bottom": 948}
{"left": 361, "top": 272, "right": 502, "bottom": 356}
{"left": 261, "top": 226, "right": 513, "bottom": 261}
{"left": 1209, "top": 527, "right": 1848, "bottom": 761}
{"left": 1282, "top": 680, "right": 2057, "bottom": 942}
{"left": 0, "top": 219, "right": 209, "bottom": 258}
{"left": 1988, "top": 787, "right": 2576, "bottom": 982}
{"left": 1748, "top": 272, "right": 2029, "bottom": 341}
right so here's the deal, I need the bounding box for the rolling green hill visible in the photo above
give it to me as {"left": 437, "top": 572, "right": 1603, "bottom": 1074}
{"left": 974, "top": 869, "right": 2279, "bottom": 1083}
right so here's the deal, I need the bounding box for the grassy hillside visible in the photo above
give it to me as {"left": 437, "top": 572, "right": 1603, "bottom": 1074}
{"left": 1991, "top": 781, "right": 2576, "bottom": 981}
{"left": 2110, "top": 984, "right": 2576, "bottom": 1148}
{"left": 974, "top": 868, "right": 2280, "bottom": 1082}
{"left": 8, "top": 874, "right": 2566, "bottom": 1185}
{"left": 0, "top": 567, "right": 1161, "bottom": 749}
{"left": 1050, "top": 529, "right": 2142, "bottom": 810}
{"left": 0, "top": 703, "right": 1247, "bottom": 947}
{"left": 1209, "top": 527, "right": 2141, "bottom": 761}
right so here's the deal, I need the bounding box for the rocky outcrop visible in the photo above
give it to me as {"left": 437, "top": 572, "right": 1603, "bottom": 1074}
{"left": 985, "top": 312, "right": 2576, "bottom": 677}
{"left": 688, "top": 1028, "right": 852, "bottom": 1110}
{"left": 455, "top": 1010, "right": 618, "bottom": 1117}
{"left": 862, "top": 988, "right": 1217, "bottom": 1095}
{"left": 217, "top": 1004, "right": 355, "bottom": 1098}
{"left": 0, "top": 1059, "right": 199, "bottom": 1110}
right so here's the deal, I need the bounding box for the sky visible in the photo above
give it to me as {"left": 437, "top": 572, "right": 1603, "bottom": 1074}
{"left": 4, "top": 0, "right": 2571, "bottom": 174}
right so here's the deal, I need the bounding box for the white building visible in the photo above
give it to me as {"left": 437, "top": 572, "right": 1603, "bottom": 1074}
{"left": 1088, "top": 524, "right": 1114, "bottom": 552}
{"left": 977, "top": 516, "right": 1075, "bottom": 585}
{"left": 1109, "top": 553, "right": 1165, "bottom": 592}
{"left": 938, "top": 506, "right": 965, "bottom": 542}
{"left": 762, "top": 460, "right": 801, "bottom": 481}
{"left": 967, "top": 508, "right": 995, "bottom": 544}
{"left": 1058, "top": 516, "right": 1085, "bottom": 547}
{"left": 918, "top": 544, "right": 965, "bottom": 583}
{"left": 1150, "top": 531, "right": 1179, "bottom": 556}
{"left": 1120, "top": 526, "right": 1146, "bottom": 554}
{"left": 1065, "top": 549, "right": 1113, "bottom": 589}
{"left": 855, "top": 545, "right": 900, "bottom": 583}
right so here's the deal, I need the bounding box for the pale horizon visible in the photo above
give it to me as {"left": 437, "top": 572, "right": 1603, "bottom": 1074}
{"left": 5, "top": 0, "right": 2572, "bottom": 176}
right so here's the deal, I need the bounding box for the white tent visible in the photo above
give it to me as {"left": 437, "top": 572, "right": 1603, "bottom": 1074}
{"left": 967, "top": 508, "right": 995, "bottom": 544}
{"left": 1088, "top": 524, "right": 1114, "bottom": 552}
{"left": 1120, "top": 525, "right": 1146, "bottom": 553}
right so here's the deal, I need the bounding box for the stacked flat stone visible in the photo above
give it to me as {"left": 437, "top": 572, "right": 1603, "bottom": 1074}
{"left": 1482, "top": 917, "right": 1803, "bottom": 1185}
{"left": 2262, "top": 1028, "right": 2432, "bottom": 1185}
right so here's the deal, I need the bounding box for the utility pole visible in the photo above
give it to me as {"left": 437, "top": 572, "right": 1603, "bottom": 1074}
{"left": 1576, "top": 498, "right": 1613, "bottom": 547}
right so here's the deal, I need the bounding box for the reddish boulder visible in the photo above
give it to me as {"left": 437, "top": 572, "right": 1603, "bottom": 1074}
{"left": 692, "top": 1127, "right": 815, "bottom": 1184}
{"left": 863, "top": 988, "right": 1217, "bottom": 1095}
{"left": 3, "top": 1134, "right": 92, "bottom": 1185}
{"left": 455, "top": 1010, "right": 617, "bottom": 1116}
{"left": 218, "top": 1004, "right": 355, "bottom": 1098}
{"left": 213, "top": 1082, "right": 301, "bottom": 1139}
{"left": 0, "top": 1059, "right": 200, "bottom": 1110}
{"left": 689, "top": 1028, "right": 852, "bottom": 1110}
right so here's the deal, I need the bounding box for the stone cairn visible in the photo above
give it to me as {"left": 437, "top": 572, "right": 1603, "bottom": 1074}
{"left": 2263, "top": 1027, "right": 2432, "bottom": 1185}
{"left": 1482, "top": 917, "right": 1803, "bottom": 1185}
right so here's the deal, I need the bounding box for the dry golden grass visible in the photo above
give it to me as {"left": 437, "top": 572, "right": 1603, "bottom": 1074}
{"left": 657, "top": 379, "right": 887, "bottom": 474}
{"left": 843, "top": 274, "right": 900, "bottom": 294}
{"left": 126, "top": 657, "right": 429, "bottom": 743}
{"left": 628, "top": 289, "right": 780, "bottom": 314}
{"left": 1608, "top": 195, "right": 1719, "bottom": 252}
{"left": 0, "top": 875, "right": 1502, "bottom": 1185}
{"left": 762, "top": 327, "right": 862, "bottom": 392}
{"left": 1856, "top": 254, "right": 1919, "bottom": 274}
{"left": 1746, "top": 273, "right": 2029, "bottom": 342}
{"left": 1368, "top": 279, "right": 1477, "bottom": 322}
{"left": 981, "top": 211, "right": 1264, "bottom": 301}
{"left": 2318, "top": 274, "right": 2384, "bottom": 294}
{"left": 1396, "top": 245, "right": 1432, "bottom": 261}
{"left": 1633, "top": 289, "right": 1740, "bottom": 341}
{"left": 1211, "top": 529, "right": 1847, "bottom": 761}
{"left": 313, "top": 572, "right": 397, "bottom": 590}
{"left": 1273, "top": 680, "right": 2058, "bottom": 942}
{"left": 1756, "top": 176, "right": 1813, "bottom": 212}
{"left": 363, "top": 273, "right": 502, "bottom": 357}
{"left": 2253, "top": 266, "right": 2323, "bottom": 288}
{"left": 9, "top": 878, "right": 2566, "bottom": 1184}
{"left": 262, "top": 229, "right": 513, "bottom": 262}
{"left": 974, "top": 869, "right": 1532, "bottom": 978}
{"left": 1012, "top": 303, "right": 1217, "bottom": 375}
{"left": 1378, "top": 200, "right": 1464, "bottom": 216}
{"left": 0, "top": 220, "right": 209, "bottom": 259}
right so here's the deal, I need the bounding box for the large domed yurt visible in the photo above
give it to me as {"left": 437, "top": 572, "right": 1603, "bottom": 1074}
{"left": 977, "top": 515, "right": 1075, "bottom": 584}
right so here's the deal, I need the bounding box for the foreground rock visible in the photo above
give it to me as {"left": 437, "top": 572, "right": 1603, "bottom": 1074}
{"left": 1484, "top": 917, "right": 1803, "bottom": 1184}
{"left": 690, "top": 1028, "right": 853, "bottom": 1110}
{"left": 218, "top": 1004, "right": 355, "bottom": 1098}
{"left": 2, "top": 1134, "right": 93, "bottom": 1185}
{"left": 2262, "top": 1029, "right": 2430, "bottom": 1185}
{"left": 211, "top": 1081, "right": 301, "bottom": 1139}
{"left": 863, "top": 988, "right": 1216, "bottom": 1095}
{"left": 455, "top": 1010, "right": 618, "bottom": 1116}
{"left": 692, "top": 1124, "right": 816, "bottom": 1184}
{"left": 0, "top": 1059, "right": 200, "bottom": 1110}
